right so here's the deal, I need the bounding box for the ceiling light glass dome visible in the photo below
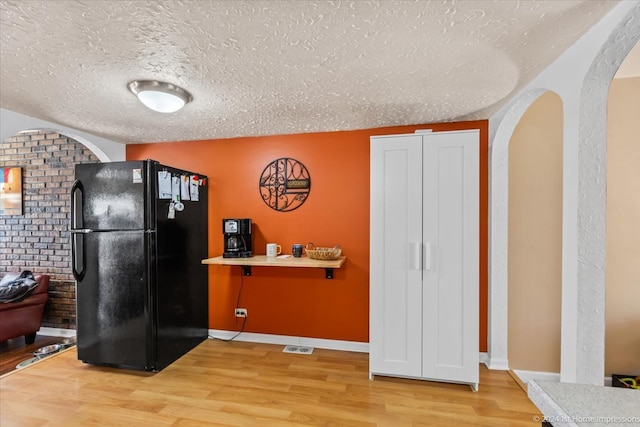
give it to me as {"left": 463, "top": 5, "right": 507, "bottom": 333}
{"left": 127, "top": 80, "right": 193, "bottom": 113}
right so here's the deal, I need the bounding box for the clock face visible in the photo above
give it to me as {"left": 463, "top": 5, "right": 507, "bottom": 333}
{"left": 259, "top": 158, "right": 311, "bottom": 212}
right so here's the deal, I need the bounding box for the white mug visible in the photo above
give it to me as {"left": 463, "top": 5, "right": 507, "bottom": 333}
{"left": 266, "top": 243, "right": 282, "bottom": 257}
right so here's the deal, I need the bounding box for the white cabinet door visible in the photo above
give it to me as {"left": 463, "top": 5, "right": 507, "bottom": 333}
{"left": 421, "top": 130, "right": 479, "bottom": 388}
{"left": 370, "top": 134, "right": 423, "bottom": 377}
{"left": 370, "top": 130, "right": 479, "bottom": 389}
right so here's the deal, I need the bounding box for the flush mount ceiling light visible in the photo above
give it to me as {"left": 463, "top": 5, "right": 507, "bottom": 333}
{"left": 127, "top": 80, "right": 193, "bottom": 113}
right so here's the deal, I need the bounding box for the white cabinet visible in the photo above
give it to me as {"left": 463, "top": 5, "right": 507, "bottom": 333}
{"left": 369, "top": 129, "right": 479, "bottom": 390}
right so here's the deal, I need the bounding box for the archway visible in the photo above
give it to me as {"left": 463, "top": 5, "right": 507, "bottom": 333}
{"left": 488, "top": 3, "right": 640, "bottom": 384}
{"left": 0, "top": 109, "right": 124, "bottom": 162}
{"left": 487, "top": 89, "right": 548, "bottom": 370}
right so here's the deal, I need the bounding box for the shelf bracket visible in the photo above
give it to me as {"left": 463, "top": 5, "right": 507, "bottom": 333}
{"left": 239, "top": 265, "right": 334, "bottom": 279}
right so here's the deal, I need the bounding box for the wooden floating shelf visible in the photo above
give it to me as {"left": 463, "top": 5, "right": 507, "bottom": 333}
{"left": 202, "top": 255, "right": 346, "bottom": 279}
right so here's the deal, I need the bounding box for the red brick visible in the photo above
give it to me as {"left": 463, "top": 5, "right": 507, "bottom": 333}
{"left": 1, "top": 131, "right": 99, "bottom": 328}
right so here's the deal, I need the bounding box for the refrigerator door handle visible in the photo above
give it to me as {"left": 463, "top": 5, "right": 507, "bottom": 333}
{"left": 70, "top": 179, "right": 83, "bottom": 230}
{"left": 71, "top": 179, "right": 86, "bottom": 281}
{"left": 70, "top": 229, "right": 150, "bottom": 234}
{"left": 72, "top": 232, "right": 86, "bottom": 281}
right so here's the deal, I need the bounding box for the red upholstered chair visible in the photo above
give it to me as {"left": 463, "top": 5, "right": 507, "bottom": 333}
{"left": 0, "top": 274, "right": 50, "bottom": 344}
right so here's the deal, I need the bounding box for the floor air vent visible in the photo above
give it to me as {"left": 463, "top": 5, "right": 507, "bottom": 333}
{"left": 283, "top": 345, "right": 314, "bottom": 355}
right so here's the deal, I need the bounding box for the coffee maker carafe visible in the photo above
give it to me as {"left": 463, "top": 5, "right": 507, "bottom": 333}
{"left": 222, "top": 218, "right": 252, "bottom": 258}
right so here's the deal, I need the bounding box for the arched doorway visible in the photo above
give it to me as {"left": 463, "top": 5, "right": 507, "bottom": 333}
{"left": 488, "top": 3, "right": 640, "bottom": 384}
{"left": 0, "top": 130, "right": 101, "bottom": 331}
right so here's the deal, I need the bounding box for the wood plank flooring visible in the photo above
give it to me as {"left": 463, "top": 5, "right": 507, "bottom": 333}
{"left": 0, "top": 339, "right": 542, "bottom": 426}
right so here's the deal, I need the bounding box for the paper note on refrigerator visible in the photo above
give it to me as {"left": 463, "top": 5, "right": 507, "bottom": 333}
{"left": 190, "top": 175, "right": 199, "bottom": 201}
{"left": 158, "top": 171, "right": 172, "bottom": 199}
{"left": 171, "top": 176, "right": 181, "bottom": 203}
{"left": 180, "top": 175, "right": 190, "bottom": 201}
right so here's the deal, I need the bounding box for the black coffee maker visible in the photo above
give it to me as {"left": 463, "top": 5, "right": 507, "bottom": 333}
{"left": 222, "top": 218, "right": 252, "bottom": 258}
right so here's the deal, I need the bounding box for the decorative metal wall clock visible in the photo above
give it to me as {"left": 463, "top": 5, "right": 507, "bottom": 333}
{"left": 259, "top": 158, "right": 311, "bottom": 212}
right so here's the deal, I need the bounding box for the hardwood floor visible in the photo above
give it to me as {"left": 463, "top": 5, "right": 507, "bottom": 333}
{"left": 0, "top": 335, "right": 63, "bottom": 376}
{"left": 0, "top": 339, "right": 542, "bottom": 426}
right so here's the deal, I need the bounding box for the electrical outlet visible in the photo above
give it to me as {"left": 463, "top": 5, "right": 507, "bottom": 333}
{"left": 235, "top": 308, "right": 247, "bottom": 318}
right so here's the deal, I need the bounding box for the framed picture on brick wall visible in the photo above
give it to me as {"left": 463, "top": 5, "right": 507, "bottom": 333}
{"left": 0, "top": 166, "right": 23, "bottom": 215}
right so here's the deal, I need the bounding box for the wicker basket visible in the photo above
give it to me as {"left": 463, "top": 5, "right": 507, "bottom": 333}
{"left": 304, "top": 243, "right": 342, "bottom": 260}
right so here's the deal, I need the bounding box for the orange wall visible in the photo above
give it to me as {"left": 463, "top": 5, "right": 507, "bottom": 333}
{"left": 127, "top": 120, "right": 488, "bottom": 349}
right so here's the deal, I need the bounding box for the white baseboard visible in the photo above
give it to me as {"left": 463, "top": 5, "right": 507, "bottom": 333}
{"left": 39, "top": 327, "right": 76, "bottom": 338}
{"left": 208, "top": 332, "right": 495, "bottom": 361}
{"left": 40, "top": 327, "right": 369, "bottom": 353}
{"left": 208, "top": 329, "right": 369, "bottom": 353}
{"left": 479, "top": 352, "right": 489, "bottom": 365}
{"left": 37, "top": 327, "right": 498, "bottom": 367}
{"left": 486, "top": 356, "right": 510, "bottom": 370}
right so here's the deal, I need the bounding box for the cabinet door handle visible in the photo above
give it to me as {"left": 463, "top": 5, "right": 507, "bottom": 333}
{"left": 424, "top": 242, "right": 431, "bottom": 271}
{"left": 409, "top": 242, "right": 422, "bottom": 270}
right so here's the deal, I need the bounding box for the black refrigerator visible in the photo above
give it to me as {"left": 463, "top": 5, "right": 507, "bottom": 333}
{"left": 71, "top": 160, "right": 208, "bottom": 371}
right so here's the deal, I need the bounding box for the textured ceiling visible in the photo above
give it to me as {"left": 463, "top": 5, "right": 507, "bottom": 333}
{"left": 0, "top": 0, "right": 621, "bottom": 144}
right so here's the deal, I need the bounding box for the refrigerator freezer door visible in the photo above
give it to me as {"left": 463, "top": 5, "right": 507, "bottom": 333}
{"left": 74, "top": 161, "right": 148, "bottom": 231}
{"left": 76, "top": 230, "right": 153, "bottom": 370}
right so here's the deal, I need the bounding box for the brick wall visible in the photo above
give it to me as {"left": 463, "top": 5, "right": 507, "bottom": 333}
{"left": 0, "top": 131, "right": 99, "bottom": 329}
